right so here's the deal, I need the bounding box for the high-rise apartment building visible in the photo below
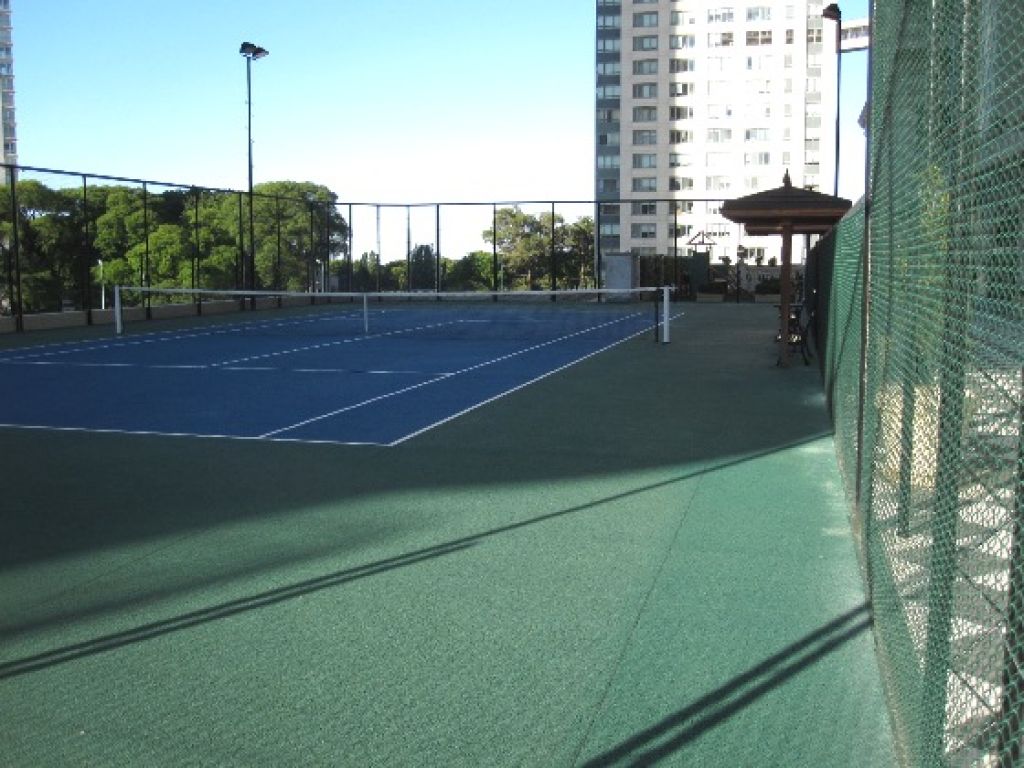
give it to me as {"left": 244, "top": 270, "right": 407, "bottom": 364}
{"left": 0, "top": 0, "right": 14, "bottom": 180}
{"left": 595, "top": 1, "right": 839, "bottom": 270}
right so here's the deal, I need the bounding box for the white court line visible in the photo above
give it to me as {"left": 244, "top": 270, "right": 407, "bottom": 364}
{"left": 0, "top": 309, "right": 683, "bottom": 447}
{"left": 388, "top": 312, "right": 685, "bottom": 446}
{"left": 261, "top": 311, "right": 649, "bottom": 440}
{"left": 208, "top": 318, "right": 461, "bottom": 368}
{"left": 0, "top": 308, "right": 366, "bottom": 364}
{"left": 258, "top": 374, "right": 455, "bottom": 438}
{"left": 0, "top": 422, "right": 387, "bottom": 447}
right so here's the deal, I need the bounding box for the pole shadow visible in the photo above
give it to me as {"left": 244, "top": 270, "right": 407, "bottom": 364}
{"left": 578, "top": 603, "right": 873, "bottom": 767}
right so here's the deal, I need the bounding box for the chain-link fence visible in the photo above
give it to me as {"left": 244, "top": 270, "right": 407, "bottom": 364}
{"left": 813, "top": 2, "right": 1024, "bottom": 765}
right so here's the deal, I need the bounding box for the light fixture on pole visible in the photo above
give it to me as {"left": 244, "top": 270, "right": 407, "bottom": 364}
{"left": 240, "top": 41, "right": 269, "bottom": 296}
{"left": 822, "top": 4, "right": 842, "bottom": 197}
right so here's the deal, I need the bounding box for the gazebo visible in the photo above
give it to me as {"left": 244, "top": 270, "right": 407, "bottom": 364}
{"left": 721, "top": 171, "right": 852, "bottom": 366}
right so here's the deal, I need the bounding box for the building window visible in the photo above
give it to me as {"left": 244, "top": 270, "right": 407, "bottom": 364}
{"left": 707, "top": 127, "right": 733, "bottom": 143}
{"left": 707, "top": 56, "right": 730, "bottom": 72}
{"left": 632, "top": 153, "right": 657, "bottom": 169}
{"left": 597, "top": 38, "right": 621, "bottom": 52}
{"left": 744, "top": 152, "right": 771, "bottom": 165}
{"left": 631, "top": 223, "right": 657, "bottom": 239}
{"left": 633, "top": 35, "right": 658, "bottom": 51}
{"left": 596, "top": 85, "right": 621, "bottom": 99}
{"left": 599, "top": 222, "right": 620, "bottom": 236}
{"left": 597, "top": 61, "right": 621, "bottom": 75}
{"left": 632, "top": 202, "right": 658, "bottom": 216}
{"left": 597, "top": 14, "right": 621, "bottom": 29}
{"left": 707, "top": 103, "right": 734, "bottom": 119}
{"left": 669, "top": 129, "right": 693, "bottom": 144}
{"left": 670, "top": 177, "right": 694, "bottom": 191}
{"left": 632, "top": 129, "right": 657, "bottom": 145}
{"left": 745, "top": 54, "right": 773, "bottom": 70}
{"left": 633, "top": 106, "right": 657, "bottom": 122}
{"left": 670, "top": 58, "right": 695, "bottom": 73}
{"left": 670, "top": 106, "right": 694, "bottom": 120}
{"left": 708, "top": 32, "right": 734, "bottom": 47}
{"left": 670, "top": 34, "right": 696, "bottom": 49}
{"left": 746, "top": 79, "right": 772, "bottom": 96}
{"left": 707, "top": 7, "right": 734, "bottom": 23}
{"left": 746, "top": 30, "right": 772, "bottom": 46}
{"left": 633, "top": 12, "right": 658, "bottom": 27}
{"left": 597, "top": 155, "right": 621, "bottom": 169}
{"left": 632, "top": 177, "right": 657, "bottom": 192}
{"left": 673, "top": 200, "right": 694, "bottom": 214}
{"left": 633, "top": 83, "right": 658, "bottom": 98}
{"left": 785, "top": 29, "right": 794, "bottom": 44}
{"left": 706, "top": 176, "right": 732, "bottom": 192}
{"left": 599, "top": 178, "right": 619, "bottom": 193}
{"left": 670, "top": 10, "right": 694, "bottom": 25}
{"left": 746, "top": 6, "right": 772, "bottom": 21}
{"left": 669, "top": 153, "right": 691, "bottom": 167}
{"left": 668, "top": 223, "right": 693, "bottom": 238}
{"left": 670, "top": 82, "right": 695, "bottom": 97}
{"left": 807, "top": 28, "right": 823, "bottom": 44}
{"left": 598, "top": 132, "right": 620, "bottom": 146}
{"left": 598, "top": 108, "right": 620, "bottom": 122}
{"left": 633, "top": 58, "right": 658, "bottom": 75}
{"left": 745, "top": 128, "right": 770, "bottom": 141}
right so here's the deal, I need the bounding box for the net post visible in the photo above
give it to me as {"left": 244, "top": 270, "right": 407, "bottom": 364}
{"left": 114, "top": 285, "right": 123, "bottom": 336}
{"left": 362, "top": 293, "right": 369, "bottom": 334}
{"left": 661, "top": 286, "right": 670, "bottom": 344}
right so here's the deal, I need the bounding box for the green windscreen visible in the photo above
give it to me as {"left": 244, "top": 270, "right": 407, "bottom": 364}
{"left": 819, "top": 2, "right": 1024, "bottom": 765}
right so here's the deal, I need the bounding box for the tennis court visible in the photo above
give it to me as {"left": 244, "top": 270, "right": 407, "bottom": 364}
{"left": 0, "top": 291, "right": 666, "bottom": 446}
{"left": 0, "top": 303, "right": 894, "bottom": 766}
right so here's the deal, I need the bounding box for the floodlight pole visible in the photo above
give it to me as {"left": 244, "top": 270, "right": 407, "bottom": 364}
{"left": 240, "top": 41, "right": 269, "bottom": 299}
{"left": 822, "top": 4, "right": 842, "bottom": 197}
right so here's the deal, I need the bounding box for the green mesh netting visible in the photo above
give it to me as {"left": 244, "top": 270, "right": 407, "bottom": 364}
{"left": 822, "top": 1, "right": 1024, "bottom": 765}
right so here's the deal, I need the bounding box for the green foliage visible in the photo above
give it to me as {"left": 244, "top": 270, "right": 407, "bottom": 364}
{"left": 2, "top": 178, "right": 350, "bottom": 312}
{"left": 481, "top": 207, "right": 594, "bottom": 290}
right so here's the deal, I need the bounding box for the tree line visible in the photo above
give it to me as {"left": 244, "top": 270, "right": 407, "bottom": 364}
{"left": 0, "top": 178, "right": 596, "bottom": 314}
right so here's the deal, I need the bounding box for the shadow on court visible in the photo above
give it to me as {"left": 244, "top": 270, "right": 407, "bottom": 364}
{"left": 0, "top": 304, "right": 894, "bottom": 767}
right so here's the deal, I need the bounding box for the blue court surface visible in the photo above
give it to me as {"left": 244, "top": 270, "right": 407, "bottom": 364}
{"left": 0, "top": 301, "right": 663, "bottom": 446}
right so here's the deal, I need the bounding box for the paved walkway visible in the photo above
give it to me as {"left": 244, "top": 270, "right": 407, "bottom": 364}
{"left": 0, "top": 303, "right": 894, "bottom": 766}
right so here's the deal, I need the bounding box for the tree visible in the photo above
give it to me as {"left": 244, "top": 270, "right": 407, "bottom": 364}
{"left": 408, "top": 244, "right": 436, "bottom": 290}
{"left": 446, "top": 251, "right": 493, "bottom": 291}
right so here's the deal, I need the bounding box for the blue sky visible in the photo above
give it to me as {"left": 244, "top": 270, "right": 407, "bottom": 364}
{"left": 14, "top": 0, "right": 869, "bottom": 255}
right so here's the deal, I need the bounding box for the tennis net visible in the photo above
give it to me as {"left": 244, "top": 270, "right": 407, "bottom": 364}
{"left": 112, "top": 286, "right": 675, "bottom": 344}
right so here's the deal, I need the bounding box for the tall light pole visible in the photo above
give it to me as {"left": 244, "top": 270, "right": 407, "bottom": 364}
{"left": 822, "top": 4, "right": 842, "bottom": 197}
{"left": 240, "top": 41, "right": 268, "bottom": 295}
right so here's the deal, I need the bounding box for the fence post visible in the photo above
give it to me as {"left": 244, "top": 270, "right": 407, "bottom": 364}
{"left": 550, "top": 201, "right": 556, "bottom": 293}
{"left": 81, "top": 175, "right": 93, "bottom": 324}
{"left": 142, "top": 183, "right": 151, "bottom": 319}
{"left": 7, "top": 176, "right": 21, "bottom": 331}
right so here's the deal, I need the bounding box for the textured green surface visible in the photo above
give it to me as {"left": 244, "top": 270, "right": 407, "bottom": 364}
{"left": 0, "top": 305, "right": 893, "bottom": 766}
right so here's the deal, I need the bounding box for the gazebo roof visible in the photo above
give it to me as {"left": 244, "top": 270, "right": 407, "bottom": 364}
{"left": 721, "top": 171, "right": 852, "bottom": 235}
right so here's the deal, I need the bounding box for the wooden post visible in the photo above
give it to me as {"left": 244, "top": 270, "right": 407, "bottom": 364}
{"left": 779, "top": 221, "right": 794, "bottom": 367}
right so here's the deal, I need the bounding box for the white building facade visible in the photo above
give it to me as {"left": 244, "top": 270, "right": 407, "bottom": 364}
{"left": 595, "top": 1, "right": 841, "bottom": 270}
